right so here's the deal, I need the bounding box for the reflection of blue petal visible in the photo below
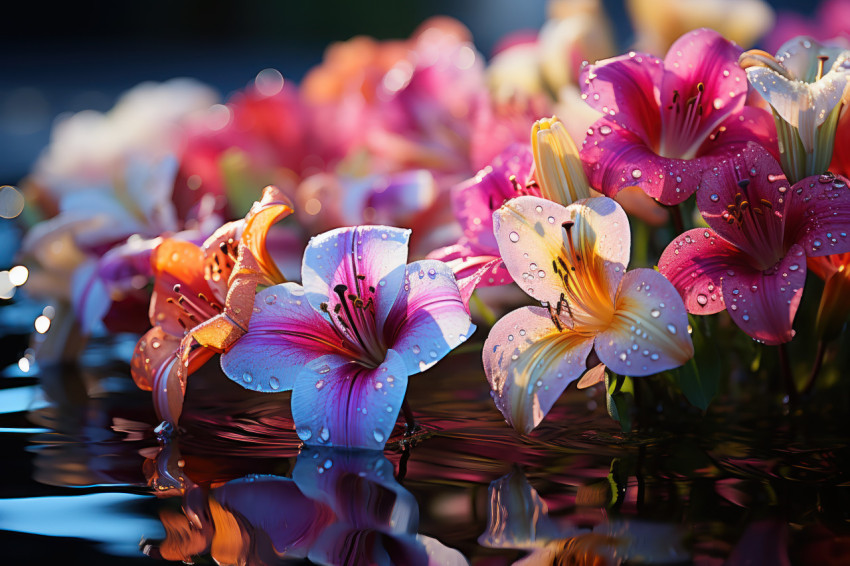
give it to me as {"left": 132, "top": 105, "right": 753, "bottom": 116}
{"left": 291, "top": 350, "right": 409, "bottom": 450}
{"left": 293, "top": 446, "right": 418, "bottom": 535}
{"left": 0, "top": 493, "right": 163, "bottom": 557}
{"left": 478, "top": 470, "right": 561, "bottom": 549}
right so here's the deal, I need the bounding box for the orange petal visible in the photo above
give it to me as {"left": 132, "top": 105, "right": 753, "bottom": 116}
{"left": 239, "top": 185, "right": 293, "bottom": 286}
{"left": 131, "top": 327, "right": 180, "bottom": 392}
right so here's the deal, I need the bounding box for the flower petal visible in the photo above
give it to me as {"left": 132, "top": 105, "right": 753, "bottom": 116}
{"left": 576, "top": 363, "right": 606, "bottom": 389}
{"left": 301, "top": 226, "right": 410, "bottom": 326}
{"left": 290, "top": 349, "right": 409, "bottom": 450}
{"left": 220, "top": 283, "right": 347, "bottom": 393}
{"left": 493, "top": 195, "right": 629, "bottom": 309}
{"left": 427, "top": 243, "right": 511, "bottom": 290}
{"left": 131, "top": 326, "right": 180, "bottom": 392}
{"left": 721, "top": 246, "right": 806, "bottom": 344}
{"left": 783, "top": 173, "right": 850, "bottom": 257}
{"left": 697, "top": 106, "right": 778, "bottom": 158}
{"left": 658, "top": 228, "right": 752, "bottom": 314}
{"left": 581, "top": 118, "right": 705, "bottom": 205}
{"left": 383, "top": 259, "right": 475, "bottom": 375}
{"left": 451, "top": 143, "right": 535, "bottom": 253}
{"left": 238, "top": 185, "right": 293, "bottom": 286}
{"left": 596, "top": 269, "right": 694, "bottom": 376}
{"left": 579, "top": 52, "right": 663, "bottom": 137}
{"left": 483, "top": 306, "right": 594, "bottom": 434}
{"left": 659, "top": 29, "right": 746, "bottom": 152}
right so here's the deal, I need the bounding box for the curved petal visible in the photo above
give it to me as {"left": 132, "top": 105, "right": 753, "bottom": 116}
{"left": 596, "top": 269, "right": 694, "bottom": 376}
{"left": 783, "top": 173, "right": 850, "bottom": 257}
{"left": 301, "top": 225, "right": 410, "bottom": 326}
{"left": 721, "top": 245, "right": 806, "bottom": 344}
{"left": 131, "top": 326, "right": 180, "bottom": 392}
{"left": 483, "top": 306, "right": 594, "bottom": 434}
{"left": 659, "top": 29, "right": 746, "bottom": 153}
{"left": 697, "top": 106, "right": 778, "bottom": 159}
{"left": 290, "top": 349, "right": 409, "bottom": 450}
{"left": 427, "top": 243, "right": 511, "bottom": 289}
{"left": 452, "top": 144, "right": 535, "bottom": 253}
{"left": 151, "top": 357, "right": 184, "bottom": 426}
{"left": 493, "top": 195, "right": 629, "bottom": 311}
{"left": 220, "top": 283, "right": 347, "bottom": 393}
{"left": 579, "top": 52, "right": 663, "bottom": 139}
{"left": 576, "top": 363, "right": 606, "bottom": 389}
{"left": 239, "top": 185, "right": 293, "bottom": 286}
{"left": 696, "top": 144, "right": 789, "bottom": 265}
{"left": 582, "top": 118, "right": 705, "bottom": 205}
{"left": 658, "top": 228, "right": 753, "bottom": 315}
{"left": 383, "top": 259, "right": 475, "bottom": 375}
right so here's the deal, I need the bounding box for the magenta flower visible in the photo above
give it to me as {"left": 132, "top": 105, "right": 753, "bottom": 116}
{"left": 579, "top": 28, "right": 776, "bottom": 205}
{"left": 658, "top": 143, "right": 850, "bottom": 344}
{"left": 220, "top": 226, "right": 474, "bottom": 449}
{"left": 428, "top": 143, "right": 537, "bottom": 289}
{"left": 484, "top": 196, "right": 693, "bottom": 433}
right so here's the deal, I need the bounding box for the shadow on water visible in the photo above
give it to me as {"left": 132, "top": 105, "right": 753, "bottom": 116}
{"left": 2, "top": 333, "right": 850, "bottom": 564}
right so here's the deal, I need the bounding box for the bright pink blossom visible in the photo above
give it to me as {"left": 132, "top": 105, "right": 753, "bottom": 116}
{"left": 579, "top": 28, "right": 776, "bottom": 205}
{"left": 658, "top": 144, "right": 850, "bottom": 344}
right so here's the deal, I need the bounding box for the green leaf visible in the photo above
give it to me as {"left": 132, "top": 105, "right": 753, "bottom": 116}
{"left": 605, "top": 373, "right": 634, "bottom": 432}
{"left": 672, "top": 316, "right": 720, "bottom": 411}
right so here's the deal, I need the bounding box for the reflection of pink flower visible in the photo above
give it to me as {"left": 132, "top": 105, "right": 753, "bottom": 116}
{"left": 579, "top": 28, "right": 776, "bottom": 205}
{"left": 221, "top": 226, "right": 474, "bottom": 449}
{"left": 485, "top": 196, "right": 693, "bottom": 433}
{"left": 658, "top": 144, "right": 850, "bottom": 344}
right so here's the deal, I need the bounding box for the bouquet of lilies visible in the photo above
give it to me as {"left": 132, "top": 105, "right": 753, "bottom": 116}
{"left": 10, "top": 0, "right": 850, "bottom": 451}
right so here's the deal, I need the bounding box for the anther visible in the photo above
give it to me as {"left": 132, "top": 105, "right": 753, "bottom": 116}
{"left": 737, "top": 179, "right": 751, "bottom": 189}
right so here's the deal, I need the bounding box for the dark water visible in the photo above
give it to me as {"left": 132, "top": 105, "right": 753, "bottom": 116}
{"left": 2, "top": 327, "right": 850, "bottom": 565}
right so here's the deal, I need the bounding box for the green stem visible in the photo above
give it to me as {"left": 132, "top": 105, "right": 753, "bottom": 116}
{"left": 778, "top": 342, "right": 798, "bottom": 406}
{"left": 801, "top": 340, "right": 827, "bottom": 396}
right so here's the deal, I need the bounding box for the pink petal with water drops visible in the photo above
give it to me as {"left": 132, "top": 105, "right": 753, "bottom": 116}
{"left": 290, "top": 349, "right": 409, "bottom": 450}
{"left": 721, "top": 246, "right": 806, "bottom": 345}
{"left": 483, "top": 306, "right": 594, "bottom": 434}
{"left": 579, "top": 51, "right": 663, "bottom": 139}
{"left": 658, "top": 29, "right": 747, "bottom": 152}
{"left": 696, "top": 106, "right": 778, "bottom": 158}
{"left": 301, "top": 226, "right": 411, "bottom": 325}
{"left": 426, "top": 243, "right": 512, "bottom": 288}
{"left": 220, "top": 283, "right": 349, "bottom": 393}
{"left": 451, "top": 143, "right": 535, "bottom": 253}
{"left": 782, "top": 173, "right": 850, "bottom": 257}
{"left": 658, "top": 228, "right": 749, "bottom": 315}
{"left": 596, "top": 269, "right": 694, "bottom": 376}
{"left": 581, "top": 118, "right": 707, "bottom": 205}
{"left": 696, "top": 144, "right": 790, "bottom": 261}
{"left": 382, "top": 259, "right": 475, "bottom": 375}
{"left": 493, "top": 195, "right": 629, "bottom": 307}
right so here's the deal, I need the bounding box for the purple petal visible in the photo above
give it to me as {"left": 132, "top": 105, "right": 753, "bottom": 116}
{"left": 581, "top": 118, "right": 705, "bottom": 205}
{"left": 493, "top": 195, "right": 629, "bottom": 309}
{"left": 383, "top": 260, "right": 475, "bottom": 375}
{"left": 721, "top": 246, "right": 806, "bottom": 345}
{"left": 596, "top": 269, "right": 694, "bottom": 376}
{"left": 483, "top": 306, "right": 594, "bottom": 434}
{"left": 784, "top": 173, "right": 850, "bottom": 257}
{"left": 302, "top": 225, "right": 410, "bottom": 327}
{"left": 427, "top": 244, "right": 511, "bottom": 288}
{"left": 658, "top": 29, "right": 746, "bottom": 155}
{"left": 70, "top": 259, "right": 110, "bottom": 334}
{"left": 214, "top": 475, "right": 331, "bottom": 555}
{"left": 307, "top": 526, "right": 430, "bottom": 566}
{"left": 220, "top": 283, "right": 345, "bottom": 393}
{"left": 658, "top": 228, "right": 749, "bottom": 315}
{"left": 579, "top": 51, "right": 664, "bottom": 137}
{"left": 290, "top": 350, "right": 408, "bottom": 450}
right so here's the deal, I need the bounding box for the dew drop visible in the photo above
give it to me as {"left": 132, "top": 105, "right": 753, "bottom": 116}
{"left": 373, "top": 430, "right": 385, "bottom": 443}
{"left": 242, "top": 372, "right": 253, "bottom": 384}
{"left": 412, "top": 345, "right": 421, "bottom": 354}
{"left": 318, "top": 364, "right": 331, "bottom": 374}
{"left": 296, "top": 427, "right": 312, "bottom": 441}
{"left": 666, "top": 324, "right": 677, "bottom": 334}
{"left": 319, "top": 427, "right": 330, "bottom": 442}
{"left": 509, "top": 231, "right": 520, "bottom": 243}
{"left": 696, "top": 294, "right": 708, "bottom": 306}
{"left": 710, "top": 193, "right": 720, "bottom": 202}
{"left": 316, "top": 379, "right": 325, "bottom": 390}
{"left": 264, "top": 294, "right": 277, "bottom": 305}
{"left": 631, "top": 169, "right": 642, "bottom": 179}
{"left": 599, "top": 125, "right": 612, "bottom": 135}
{"left": 650, "top": 308, "right": 661, "bottom": 318}
{"left": 269, "top": 376, "right": 280, "bottom": 390}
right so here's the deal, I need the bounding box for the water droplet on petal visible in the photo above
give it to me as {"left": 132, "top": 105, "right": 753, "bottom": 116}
{"left": 509, "top": 231, "right": 520, "bottom": 243}
{"left": 667, "top": 324, "right": 677, "bottom": 334}
{"left": 650, "top": 308, "right": 661, "bottom": 318}
{"left": 412, "top": 345, "right": 421, "bottom": 354}
{"left": 710, "top": 194, "right": 719, "bottom": 202}
{"left": 319, "top": 427, "right": 330, "bottom": 442}
{"left": 318, "top": 364, "right": 331, "bottom": 374}
{"left": 696, "top": 294, "right": 708, "bottom": 306}
{"left": 631, "top": 169, "right": 642, "bottom": 179}
{"left": 316, "top": 379, "right": 325, "bottom": 390}
{"left": 296, "top": 427, "right": 312, "bottom": 441}
{"left": 264, "top": 294, "right": 277, "bottom": 305}
{"left": 269, "top": 376, "right": 280, "bottom": 390}
{"left": 599, "top": 125, "right": 612, "bottom": 135}
{"left": 242, "top": 372, "right": 253, "bottom": 383}
{"left": 373, "top": 430, "right": 385, "bottom": 443}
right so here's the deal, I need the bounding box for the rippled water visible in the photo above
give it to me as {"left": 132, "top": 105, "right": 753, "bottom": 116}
{"left": 2, "top": 330, "right": 850, "bottom": 565}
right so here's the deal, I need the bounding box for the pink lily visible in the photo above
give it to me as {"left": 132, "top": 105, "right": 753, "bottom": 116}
{"left": 220, "top": 226, "right": 474, "bottom": 450}
{"left": 658, "top": 143, "right": 850, "bottom": 344}
{"left": 579, "top": 28, "right": 776, "bottom": 205}
{"left": 484, "top": 195, "right": 693, "bottom": 434}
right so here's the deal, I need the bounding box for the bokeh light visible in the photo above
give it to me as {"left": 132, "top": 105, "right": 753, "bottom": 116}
{"left": 0, "top": 186, "right": 25, "bottom": 219}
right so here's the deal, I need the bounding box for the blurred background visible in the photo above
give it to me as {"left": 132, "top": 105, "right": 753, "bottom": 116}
{"left": 0, "top": 0, "right": 818, "bottom": 185}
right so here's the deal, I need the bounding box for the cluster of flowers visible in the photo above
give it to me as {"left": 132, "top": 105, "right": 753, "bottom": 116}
{"left": 14, "top": 3, "right": 850, "bottom": 449}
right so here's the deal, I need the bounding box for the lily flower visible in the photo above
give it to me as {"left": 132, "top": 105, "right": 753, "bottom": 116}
{"left": 658, "top": 143, "right": 850, "bottom": 344}
{"left": 131, "top": 186, "right": 292, "bottom": 427}
{"left": 220, "top": 226, "right": 474, "bottom": 450}
{"left": 484, "top": 195, "right": 693, "bottom": 434}
{"left": 580, "top": 28, "right": 776, "bottom": 205}
{"left": 740, "top": 37, "right": 850, "bottom": 183}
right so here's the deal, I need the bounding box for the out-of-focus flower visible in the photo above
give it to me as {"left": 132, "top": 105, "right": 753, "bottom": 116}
{"left": 485, "top": 196, "right": 693, "bottom": 433}
{"left": 131, "top": 186, "right": 292, "bottom": 426}
{"left": 741, "top": 37, "right": 850, "bottom": 183}
{"left": 763, "top": 0, "right": 850, "bottom": 55}
{"left": 581, "top": 29, "right": 776, "bottom": 205}
{"left": 628, "top": 0, "right": 774, "bottom": 56}
{"left": 658, "top": 144, "right": 850, "bottom": 344}
{"left": 807, "top": 253, "right": 850, "bottom": 341}
{"left": 146, "top": 447, "right": 468, "bottom": 565}
{"left": 220, "top": 226, "right": 474, "bottom": 449}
